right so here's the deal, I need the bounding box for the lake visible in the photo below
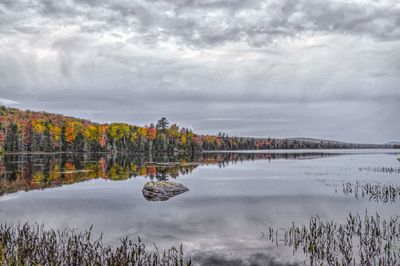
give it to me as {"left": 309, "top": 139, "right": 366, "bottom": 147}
{"left": 0, "top": 150, "right": 399, "bottom": 265}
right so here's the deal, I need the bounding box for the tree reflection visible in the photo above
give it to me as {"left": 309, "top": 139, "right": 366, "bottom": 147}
{"left": 0, "top": 152, "right": 335, "bottom": 196}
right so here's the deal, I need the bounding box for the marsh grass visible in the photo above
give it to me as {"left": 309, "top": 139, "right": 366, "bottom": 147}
{"left": 342, "top": 181, "right": 400, "bottom": 203}
{"left": 267, "top": 212, "right": 400, "bottom": 265}
{"left": 358, "top": 166, "right": 400, "bottom": 174}
{"left": 0, "top": 223, "right": 191, "bottom": 265}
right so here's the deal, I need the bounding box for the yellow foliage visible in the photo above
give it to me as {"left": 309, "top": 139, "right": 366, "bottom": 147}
{"left": 130, "top": 163, "right": 138, "bottom": 174}
{"left": 140, "top": 127, "right": 148, "bottom": 137}
{"left": 49, "top": 164, "right": 61, "bottom": 181}
{"left": 50, "top": 125, "right": 61, "bottom": 142}
{"left": 84, "top": 124, "right": 99, "bottom": 142}
{"left": 32, "top": 171, "right": 45, "bottom": 184}
{"left": 139, "top": 166, "right": 147, "bottom": 176}
{"left": 109, "top": 123, "right": 130, "bottom": 141}
{"left": 168, "top": 124, "right": 180, "bottom": 138}
{"left": 109, "top": 164, "right": 129, "bottom": 180}
{"left": 131, "top": 130, "right": 139, "bottom": 141}
{"left": 181, "top": 134, "right": 187, "bottom": 145}
{"left": 32, "top": 120, "right": 46, "bottom": 134}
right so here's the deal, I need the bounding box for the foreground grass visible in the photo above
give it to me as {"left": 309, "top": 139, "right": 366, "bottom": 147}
{"left": 268, "top": 212, "right": 400, "bottom": 265}
{"left": 0, "top": 224, "right": 191, "bottom": 266}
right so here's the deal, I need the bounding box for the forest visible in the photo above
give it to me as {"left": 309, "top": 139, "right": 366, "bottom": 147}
{"left": 0, "top": 105, "right": 393, "bottom": 154}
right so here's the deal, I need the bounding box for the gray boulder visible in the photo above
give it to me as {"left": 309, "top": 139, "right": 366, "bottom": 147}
{"left": 142, "top": 181, "right": 189, "bottom": 201}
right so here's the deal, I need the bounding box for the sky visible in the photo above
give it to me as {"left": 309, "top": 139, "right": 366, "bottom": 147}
{"left": 0, "top": 0, "right": 399, "bottom": 143}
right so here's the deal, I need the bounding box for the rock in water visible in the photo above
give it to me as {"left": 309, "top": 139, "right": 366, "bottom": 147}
{"left": 142, "top": 181, "right": 189, "bottom": 201}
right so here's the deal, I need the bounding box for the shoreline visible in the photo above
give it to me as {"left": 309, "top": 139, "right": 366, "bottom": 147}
{"left": 1, "top": 147, "right": 399, "bottom": 156}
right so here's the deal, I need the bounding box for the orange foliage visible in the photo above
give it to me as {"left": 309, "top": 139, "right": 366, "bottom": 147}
{"left": 147, "top": 127, "right": 157, "bottom": 141}
{"left": 146, "top": 165, "right": 157, "bottom": 177}
{"left": 63, "top": 162, "right": 76, "bottom": 182}
{"left": 65, "top": 123, "right": 76, "bottom": 143}
{"left": 98, "top": 125, "right": 108, "bottom": 147}
{"left": 65, "top": 121, "right": 83, "bottom": 143}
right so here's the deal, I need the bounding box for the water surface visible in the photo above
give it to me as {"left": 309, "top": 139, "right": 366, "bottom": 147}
{"left": 0, "top": 150, "right": 399, "bottom": 265}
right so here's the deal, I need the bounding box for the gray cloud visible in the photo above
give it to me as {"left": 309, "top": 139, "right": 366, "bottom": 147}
{"left": 0, "top": 0, "right": 399, "bottom": 143}
{"left": 3, "top": 0, "right": 400, "bottom": 45}
{"left": 31, "top": 0, "right": 400, "bottom": 45}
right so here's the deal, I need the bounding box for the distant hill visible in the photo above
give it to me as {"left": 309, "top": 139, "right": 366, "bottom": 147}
{"left": 386, "top": 141, "right": 400, "bottom": 146}
{"left": 288, "top": 137, "right": 348, "bottom": 144}
{"left": 288, "top": 137, "right": 382, "bottom": 146}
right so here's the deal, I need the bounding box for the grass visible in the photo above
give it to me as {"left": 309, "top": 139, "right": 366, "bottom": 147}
{"left": 358, "top": 166, "right": 400, "bottom": 174}
{"left": 342, "top": 181, "right": 400, "bottom": 203}
{"left": 0, "top": 223, "right": 191, "bottom": 265}
{"left": 267, "top": 212, "right": 400, "bottom": 265}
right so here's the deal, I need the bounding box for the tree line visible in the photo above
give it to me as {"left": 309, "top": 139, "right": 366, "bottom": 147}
{"left": 0, "top": 106, "right": 202, "bottom": 154}
{"left": 0, "top": 105, "right": 392, "bottom": 154}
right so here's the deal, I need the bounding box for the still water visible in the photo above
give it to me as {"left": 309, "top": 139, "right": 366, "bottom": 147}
{"left": 0, "top": 150, "right": 399, "bottom": 265}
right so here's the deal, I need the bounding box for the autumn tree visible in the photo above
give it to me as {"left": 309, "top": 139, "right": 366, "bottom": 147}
{"left": 98, "top": 125, "right": 108, "bottom": 148}
{"left": 83, "top": 124, "right": 99, "bottom": 152}
{"left": 65, "top": 122, "right": 77, "bottom": 143}
{"left": 64, "top": 121, "right": 84, "bottom": 152}
{"left": 156, "top": 117, "right": 169, "bottom": 133}
{"left": 168, "top": 124, "right": 180, "bottom": 139}
{"left": 49, "top": 124, "right": 62, "bottom": 149}
{"left": 84, "top": 124, "right": 99, "bottom": 142}
{"left": 147, "top": 124, "right": 157, "bottom": 141}
{"left": 32, "top": 120, "right": 46, "bottom": 134}
{"left": 109, "top": 123, "right": 130, "bottom": 152}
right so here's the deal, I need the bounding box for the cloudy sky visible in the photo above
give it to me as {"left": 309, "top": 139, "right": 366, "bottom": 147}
{"left": 0, "top": 0, "right": 399, "bottom": 143}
